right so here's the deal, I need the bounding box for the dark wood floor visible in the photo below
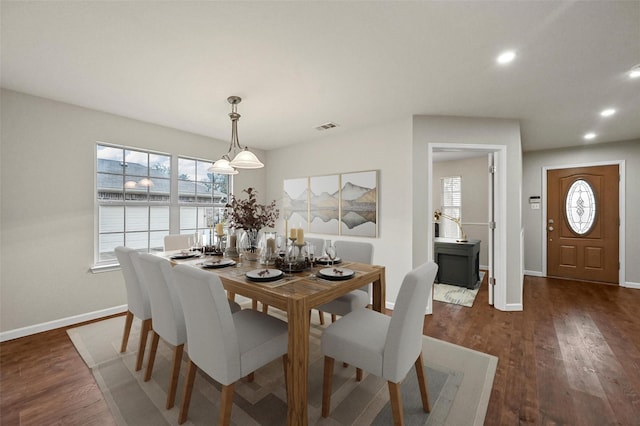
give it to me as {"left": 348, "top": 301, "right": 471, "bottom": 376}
{"left": 2, "top": 276, "right": 639, "bottom": 425}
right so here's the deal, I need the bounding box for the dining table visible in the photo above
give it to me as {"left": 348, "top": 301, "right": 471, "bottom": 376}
{"left": 164, "top": 251, "right": 386, "bottom": 426}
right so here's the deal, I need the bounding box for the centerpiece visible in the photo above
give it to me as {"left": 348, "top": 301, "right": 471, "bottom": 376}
{"left": 226, "top": 187, "right": 279, "bottom": 261}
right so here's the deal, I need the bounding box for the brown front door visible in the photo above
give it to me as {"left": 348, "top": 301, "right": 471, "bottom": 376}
{"left": 547, "top": 165, "right": 619, "bottom": 284}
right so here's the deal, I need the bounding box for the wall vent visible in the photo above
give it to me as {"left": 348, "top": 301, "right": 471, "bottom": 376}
{"left": 314, "top": 122, "right": 339, "bottom": 131}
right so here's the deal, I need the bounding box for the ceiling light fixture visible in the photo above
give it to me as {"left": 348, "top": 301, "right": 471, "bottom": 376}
{"left": 584, "top": 133, "right": 596, "bottom": 140}
{"left": 600, "top": 108, "right": 616, "bottom": 117}
{"left": 629, "top": 64, "right": 640, "bottom": 79}
{"left": 497, "top": 50, "right": 516, "bottom": 64}
{"left": 209, "top": 96, "right": 263, "bottom": 175}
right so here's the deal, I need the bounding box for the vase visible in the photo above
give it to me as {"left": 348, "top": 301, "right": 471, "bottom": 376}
{"left": 239, "top": 228, "right": 262, "bottom": 261}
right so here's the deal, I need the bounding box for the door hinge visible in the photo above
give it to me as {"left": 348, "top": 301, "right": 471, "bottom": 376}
{"left": 489, "top": 221, "right": 496, "bottom": 229}
{"left": 489, "top": 277, "right": 496, "bottom": 286}
{"left": 489, "top": 165, "right": 496, "bottom": 174}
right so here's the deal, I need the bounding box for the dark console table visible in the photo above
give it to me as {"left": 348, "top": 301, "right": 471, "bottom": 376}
{"left": 434, "top": 238, "right": 481, "bottom": 288}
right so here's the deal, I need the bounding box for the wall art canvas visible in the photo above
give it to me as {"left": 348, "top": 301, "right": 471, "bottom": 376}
{"left": 283, "top": 177, "right": 309, "bottom": 230}
{"left": 340, "top": 170, "right": 378, "bottom": 237}
{"left": 309, "top": 174, "right": 340, "bottom": 234}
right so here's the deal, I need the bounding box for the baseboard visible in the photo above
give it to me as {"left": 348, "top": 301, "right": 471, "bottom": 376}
{"left": 500, "top": 302, "right": 523, "bottom": 312}
{"left": 524, "top": 270, "right": 543, "bottom": 277}
{"left": 0, "top": 305, "right": 128, "bottom": 342}
{"left": 622, "top": 281, "right": 640, "bottom": 290}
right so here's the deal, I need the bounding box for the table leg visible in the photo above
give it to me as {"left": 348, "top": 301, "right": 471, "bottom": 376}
{"left": 286, "top": 297, "right": 310, "bottom": 425}
{"left": 372, "top": 268, "right": 386, "bottom": 314}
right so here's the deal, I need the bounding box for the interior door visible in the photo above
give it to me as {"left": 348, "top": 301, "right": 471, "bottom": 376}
{"left": 547, "top": 165, "right": 619, "bottom": 284}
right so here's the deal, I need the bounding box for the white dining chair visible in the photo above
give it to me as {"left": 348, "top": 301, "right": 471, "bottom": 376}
{"left": 173, "top": 264, "right": 289, "bottom": 425}
{"left": 321, "top": 261, "right": 438, "bottom": 425}
{"left": 163, "top": 234, "right": 191, "bottom": 251}
{"left": 114, "top": 246, "right": 153, "bottom": 372}
{"left": 316, "top": 240, "right": 374, "bottom": 324}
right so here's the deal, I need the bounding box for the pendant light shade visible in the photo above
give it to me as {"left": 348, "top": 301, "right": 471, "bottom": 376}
{"left": 210, "top": 96, "right": 264, "bottom": 174}
{"left": 230, "top": 148, "right": 264, "bottom": 169}
{"left": 208, "top": 157, "right": 238, "bottom": 175}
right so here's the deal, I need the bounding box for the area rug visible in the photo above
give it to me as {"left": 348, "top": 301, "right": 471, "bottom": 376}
{"left": 434, "top": 272, "right": 485, "bottom": 308}
{"left": 68, "top": 309, "right": 496, "bottom": 425}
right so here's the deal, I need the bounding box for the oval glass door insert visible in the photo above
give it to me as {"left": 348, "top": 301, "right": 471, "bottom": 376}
{"left": 565, "top": 179, "right": 596, "bottom": 234}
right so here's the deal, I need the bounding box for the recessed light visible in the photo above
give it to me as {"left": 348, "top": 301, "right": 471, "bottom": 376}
{"left": 497, "top": 51, "right": 516, "bottom": 64}
{"left": 629, "top": 64, "right": 640, "bottom": 78}
{"left": 584, "top": 133, "right": 596, "bottom": 140}
{"left": 600, "top": 108, "right": 616, "bottom": 117}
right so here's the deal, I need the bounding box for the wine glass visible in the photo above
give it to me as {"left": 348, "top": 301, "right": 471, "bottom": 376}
{"left": 324, "top": 240, "right": 336, "bottom": 266}
{"left": 307, "top": 244, "right": 315, "bottom": 266}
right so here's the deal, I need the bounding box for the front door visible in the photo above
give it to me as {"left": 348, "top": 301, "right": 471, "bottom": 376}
{"left": 547, "top": 165, "right": 619, "bottom": 284}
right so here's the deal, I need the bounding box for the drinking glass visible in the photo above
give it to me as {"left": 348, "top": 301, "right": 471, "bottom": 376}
{"left": 324, "top": 240, "right": 336, "bottom": 266}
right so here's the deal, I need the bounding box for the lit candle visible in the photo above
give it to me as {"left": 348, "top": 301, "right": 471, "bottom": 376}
{"left": 284, "top": 219, "right": 288, "bottom": 243}
{"left": 290, "top": 227, "right": 297, "bottom": 239}
{"left": 296, "top": 228, "right": 304, "bottom": 244}
{"left": 215, "top": 223, "right": 224, "bottom": 235}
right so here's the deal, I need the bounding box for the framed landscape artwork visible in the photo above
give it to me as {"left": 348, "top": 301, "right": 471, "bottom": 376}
{"left": 340, "top": 170, "right": 378, "bottom": 237}
{"left": 282, "top": 177, "right": 308, "bottom": 230}
{"left": 283, "top": 170, "right": 378, "bottom": 238}
{"left": 309, "top": 174, "right": 340, "bottom": 234}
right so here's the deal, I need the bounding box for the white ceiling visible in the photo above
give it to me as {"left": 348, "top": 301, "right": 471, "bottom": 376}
{"left": 2, "top": 1, "right": 639, "bottom": 152}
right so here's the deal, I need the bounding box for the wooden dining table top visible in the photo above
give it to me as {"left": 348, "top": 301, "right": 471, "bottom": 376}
{"left": 163, "top": 251, "right": 387, "bottom": 425}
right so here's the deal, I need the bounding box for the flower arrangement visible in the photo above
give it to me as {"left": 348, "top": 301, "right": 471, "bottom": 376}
{"left": 225, "top": 187, "right": 279, "bottom": 231}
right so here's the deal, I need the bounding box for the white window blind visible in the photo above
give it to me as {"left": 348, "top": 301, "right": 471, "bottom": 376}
{"left": 440, "top": 176, "right": 462, "bottom": 239}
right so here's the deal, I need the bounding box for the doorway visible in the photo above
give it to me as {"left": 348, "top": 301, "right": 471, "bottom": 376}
{"left": 427, "top": 143, "right": 507, "bottom": 311}
{"left": 546, "top": 164, "right": 619, "bottom": 284}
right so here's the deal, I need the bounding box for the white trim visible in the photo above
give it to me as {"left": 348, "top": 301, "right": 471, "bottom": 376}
{"left": 90, "top": 262, "right": 121, "bottom": 273}
{"left": 542, "top": 160, "right": 625, "bottom": 285}
{"left": 502, "top": 303, "right": 523, "bottom": 311}
{"left": 622, "top": 281, "right": 640, "bottom": 290}
{"left": 0, "top": 305, "right": 128, "bottom": 342}
{"left": 524, "top": 270, "right": 544, "bottom": 277}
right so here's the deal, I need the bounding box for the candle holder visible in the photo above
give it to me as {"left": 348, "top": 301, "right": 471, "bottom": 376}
{"left": 295, "top": 242, "right": 307, "bottom": 262}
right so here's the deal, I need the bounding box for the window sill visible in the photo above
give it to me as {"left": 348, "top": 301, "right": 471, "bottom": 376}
{"left": 90, "top": 263, "right": 121, "bottom": 274}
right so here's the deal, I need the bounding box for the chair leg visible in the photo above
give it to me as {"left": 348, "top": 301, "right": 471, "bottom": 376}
{"left": 252, "top": 299, "right": 258, "bottom": 310}
{"left": 136, "top": 318, "right": 152, "bottom": 371}
{"left": 388, "top": 381, "right": 405, "bottom": 426}
{"left": 262, "top": 303, "right": 269, "bottom": 314}
{"left": 318, "top": 310, "right": 325, "bottom": 325}
{"left": 246, "top": 372, "right": 255, "bottom": 382}
{"left": 166, "top": 344, "right": 184, "bottom": 409}
{"left": 414, "top": 352, "right": 430, "bottom": 412}
{"left": 321, "top": 356, "right": 335, "bottom": 417}
{"left": 144, "top": 331, "right": 160, "bottom": 381}
{"left": 356, "top": 368, "right": 363, "bottom": 381}
{"left": 120, "top": 311, "right": 134, "bottom": 353}
{"left": 331, "top": 314, "right": 337, "bottom": 322}
{"left": 178, "top": 359, "right": 197, "bottom": 425}
{"left": 219, "top": 383, "right": 235, "bottom": 426}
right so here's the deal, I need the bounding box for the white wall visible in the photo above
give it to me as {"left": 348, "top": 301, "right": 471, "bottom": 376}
{"left": 412, "top": 116, "right": 523, "bottom": 310}
{"left": 522, "top": 139, "right": 640, "bottom": 286}
{"left": 0, "top": 89, "right": 265, "bottom": 335}
{"left": 433, "top": 155, "right": 489, "bottom": 267}
{"left": 264, "top": 118, "right": 414, "bottom": 306}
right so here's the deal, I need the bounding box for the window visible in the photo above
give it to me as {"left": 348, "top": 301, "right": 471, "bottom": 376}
{"left": 440, "top": 176, "right": 462, "bottom": 239}
{"left": 178, "top": 157, "right": 231, "bottom": 245}
{"left": 95, "top": 144, "right": 231, "bottom": 266}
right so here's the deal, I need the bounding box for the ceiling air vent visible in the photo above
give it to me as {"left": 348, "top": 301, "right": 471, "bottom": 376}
{"left": 314, "top": 122, "right": 339, "bottom": 131}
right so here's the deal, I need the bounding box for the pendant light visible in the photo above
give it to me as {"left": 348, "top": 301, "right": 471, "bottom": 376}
{"left": 209, "top": 96, "right": 264, "bottom": 175}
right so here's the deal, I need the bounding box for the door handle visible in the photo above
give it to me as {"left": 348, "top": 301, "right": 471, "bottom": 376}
{"left": 548, "top": 226, "right": 554, "bottom": 231}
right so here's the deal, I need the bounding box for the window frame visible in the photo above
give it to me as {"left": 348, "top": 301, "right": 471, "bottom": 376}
{"left": 93, "top": 143, "right": 231, "bottom": 271}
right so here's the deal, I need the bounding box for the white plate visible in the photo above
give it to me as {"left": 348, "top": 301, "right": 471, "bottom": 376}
{"left": 170, "top": 252, "right": 199, "bottom": 260}
{"left": 246, "top": 268, "right": 284, "bottom": 282}
{"left": 317, "top": 267, "right": 355, "bottom": 280}
{"left": 201, "top": 259, "right": 236, "bottom": 269}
